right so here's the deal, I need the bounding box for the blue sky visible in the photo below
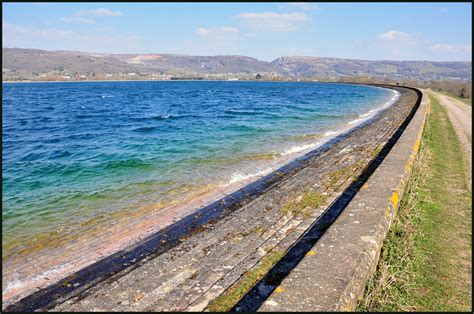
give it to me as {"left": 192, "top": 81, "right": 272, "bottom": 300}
{"left": 3, "top": 2, "right": 472, "bottom": 61}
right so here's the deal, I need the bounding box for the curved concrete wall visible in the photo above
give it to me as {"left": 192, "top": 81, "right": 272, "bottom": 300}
{"left": 258, "top": 88, "right": 428, "bottom": 311}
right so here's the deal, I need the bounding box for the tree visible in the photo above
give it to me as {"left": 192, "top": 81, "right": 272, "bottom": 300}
{"left": 255, "top": 73, "right": 262, "bottom": 80}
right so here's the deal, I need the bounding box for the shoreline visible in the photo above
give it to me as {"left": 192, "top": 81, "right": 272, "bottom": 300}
{"left": 31, "top": 84, "right": 420, "bottom": 312}
{"left": 219, "top": 88, "right": 400, "bottom": 187}
{"left": 3, "top": 79, "right": 285, "bottom": 84}
{"left": 2, "top": 79, "right": 375, "bottom": 84}
{"left": 2, "top": 84, "right": 400, "bottom": 309}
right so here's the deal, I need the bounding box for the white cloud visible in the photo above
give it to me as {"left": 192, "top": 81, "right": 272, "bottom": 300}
{"left": 378, "top": 30, "right": 414, "bottom": 42}
{"left": 234, "top": 12, "right": 310, "bottom": 32}
{"left": 195, "top": 28, "right": 209, "bottom": 36}
{"left": 77, "top": 8, "right": 123, "bottom": 17}
{"left": 372, "top": 30, "right": 471, "bottom": 61}
{"left": 3, "top": 22, "right": 141, "bottom": 53}
{"left": 428, "top": 44, "right": 471, "bottom": 54}
{"left": 195, "top": 26, "right": 238, "bottom": 37}
{"left": 374, "top": 31, "right": 420, "bottom": 60}
{"left": 3, "top": 22, "right": 73, "bottom": 40}
{"left": 221, "top": 26, "right": 239, "bottom": 34}
{"left": 60, "top": 17, "right": 95, "bottom": 24}
{"left": 286, "top": 3, "right": 320, "bottom": 11}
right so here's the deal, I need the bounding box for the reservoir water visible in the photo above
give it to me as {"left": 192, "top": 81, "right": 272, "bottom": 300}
{"left": 2, "top": 81, "right": 397, "bottom": 300}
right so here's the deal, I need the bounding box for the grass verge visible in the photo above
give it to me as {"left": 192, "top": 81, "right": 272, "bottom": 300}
{"left": 357, "top": 94, "right": 472, "bottom": 311}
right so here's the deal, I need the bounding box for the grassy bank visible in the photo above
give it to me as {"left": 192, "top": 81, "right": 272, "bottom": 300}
{"left": 437, "top": 90, "right": 472, "bottom": 106}
{"left": 357, "top": 94, "right": 472, "bottom": 311}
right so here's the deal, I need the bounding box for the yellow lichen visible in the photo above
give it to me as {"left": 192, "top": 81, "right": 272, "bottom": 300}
{"left": 275, "top": 286, "right": 285, "bottom": 293}
{"left": 390, "top": 191, "right": 399, "bottom": 209}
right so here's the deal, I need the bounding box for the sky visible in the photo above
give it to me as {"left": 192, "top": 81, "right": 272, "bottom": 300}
{"left": 3, "top": 2, "right": 472, "bottom": 61}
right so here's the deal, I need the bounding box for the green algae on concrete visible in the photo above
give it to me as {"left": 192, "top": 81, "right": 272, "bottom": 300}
{"left": 207, "top": 251, "right": 285, "bottom": 312}
{"left": 281, "top": 192, "right": 328, "bottom": 217}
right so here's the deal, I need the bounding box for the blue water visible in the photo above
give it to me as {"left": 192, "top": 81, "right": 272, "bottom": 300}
{"left": 2, "top": 81, "right": 394, "bottom": 260}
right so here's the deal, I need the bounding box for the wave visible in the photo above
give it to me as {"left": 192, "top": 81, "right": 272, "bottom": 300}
{"left": 223, "top": 109, "right": 260, "bottom": 116}
{"left": 131, "top": 114, "right": 201, "bottom": 122}
{"left": 280, "top": 142, "right": 320, "bottom": 156}
{"left": 3, "top": 263, "right": 69, "bottom": 294}
{"left": 358, "top": 112, "right": 373, "bottom": 118}
{"left": 281, "top": 89, "right": 400, "bottom": 159}
{"left": 291, "top": 133, "right": 323, "bottom": 141}
{"left": 132, "top": 126, "right": 159, "bottom": 133}
{"left": 347, "top": 89, "right": 400, "bottom": 127}
{"left": 348, "top": 118, "right": 365, "bottom": 125}
{"left": 223, "top": 124, "right": 271, "bottom": 133}
{"left": 224, "top": 167, "right": 273, "bottom": 186}
{"left": 324, "top": 130, "right": 340, "bottom": 137}
{"left": 153, "top": 114, "right": 170, "bottom": 120}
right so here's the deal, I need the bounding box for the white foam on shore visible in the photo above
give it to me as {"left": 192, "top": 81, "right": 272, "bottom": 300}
{"left": 358, "top": 112, "right": 373, "bottom": 118}
{"left": 222, "top": 88, "right": 400, "bottom": 189}
{"left": 348, "top": 118, "right": 365, "bottom": 125}
{"left": 222, "top": 89, "right": 400, "bottom": 189}
{"left": 225, "top": 167, "right": 274, "bottom": 186}
{"left": 346, "top": 89, "right": 400, "bottom": 127}
{"left": 324, "top": 130, "right": 340, "bottom": 137}
{"left": 281, "top": 142, "right": 321, "bottom": 156}
{"left": 3, "top": 263, "right": 69, "bottom": 295}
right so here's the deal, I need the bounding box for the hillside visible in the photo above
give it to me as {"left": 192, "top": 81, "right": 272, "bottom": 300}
{"left": 272, "top": 56, "right": 472, "bottom": 80}
{"left": 2, "top": 48, "right": 471, "bottom": 81}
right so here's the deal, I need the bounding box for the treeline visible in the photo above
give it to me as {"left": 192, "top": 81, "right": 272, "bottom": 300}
{"left": 335, "top": 75, "right": 472, "bottom": 99}
{"left": 407, "top": 79, "right": 471, "bottom": 99}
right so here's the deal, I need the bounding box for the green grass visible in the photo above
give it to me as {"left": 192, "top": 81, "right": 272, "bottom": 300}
{"left": 357, "top": 94, "right": 472, "bottom": 311}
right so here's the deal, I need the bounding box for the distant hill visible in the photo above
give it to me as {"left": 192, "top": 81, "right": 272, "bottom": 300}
{"left": 272, "top": 56, "right": 472, "bottom": 81}
{"left": 112, "top": 53, "right": 276, "bottom": 74}
{"left": 2, "top": 48, "right": 471, "bottom": 81}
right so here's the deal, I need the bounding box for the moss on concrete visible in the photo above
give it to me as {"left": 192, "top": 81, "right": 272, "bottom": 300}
{"left": 207, "top": 250, "right": 285, "bottom": 312}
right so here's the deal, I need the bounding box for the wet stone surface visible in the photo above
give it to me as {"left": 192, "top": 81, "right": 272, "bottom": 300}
{"left": 48, "top": 86, "right": 419, "bottom": 312}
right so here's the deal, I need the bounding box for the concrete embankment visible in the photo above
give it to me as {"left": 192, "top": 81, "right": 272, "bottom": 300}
{"left": 4, "top": 85, "right": 421, "bottom": 312}
{"left": 257, "top": 90, "right": 428, "bottom": 311}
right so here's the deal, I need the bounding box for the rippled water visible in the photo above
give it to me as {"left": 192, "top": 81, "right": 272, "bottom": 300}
{"left": 2, "top": 81, "right": 395, "bottom": 297}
